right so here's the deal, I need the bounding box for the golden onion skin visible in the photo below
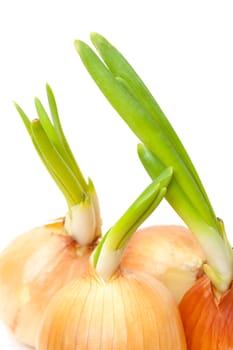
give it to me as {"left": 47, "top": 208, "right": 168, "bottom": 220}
{"left": 0, "top": 219, "right": 94, "bottom": 347}
{"left": 180, "top": 275, "right": 233, "bottom": 349}
{"left": 121, "top": 225, "right": 205, "bottom": 303}
{"left": 37, "top": 268, "right": 187, "bottom": 350}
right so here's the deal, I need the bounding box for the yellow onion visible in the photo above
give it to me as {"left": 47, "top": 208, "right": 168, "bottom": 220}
{"left": 37, "top": 173, "right": 187, "bottom": 350}
{"left": 0, "top": 218, "right": 95, "bottom": 346}
{"left": 37, "top": 267, "right": 187, "bottom": 350}
{"left": 179, "top": 275, "right": 233, "bottom": 349}
{"left": 121, "top": 225, "right": 205, "bottom": 303}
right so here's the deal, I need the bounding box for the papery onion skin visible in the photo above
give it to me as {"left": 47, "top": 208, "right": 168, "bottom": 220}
{"left": 121, "top": 225, "right": 205, "bottom": 303}
{"left": 0, "top": 219, "right": 95, "bottom": 347}
{"left": 37, "top": 267, "right": 187, "bottom": 350}
{"left": 179, "top": 274, "right": 233, "bottom": 349}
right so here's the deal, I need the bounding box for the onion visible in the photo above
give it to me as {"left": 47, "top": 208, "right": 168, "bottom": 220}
{"left": 179, "top": 275, "right": 233, "bottom": 349}
{"left": 37, "top": 169, "right": 187, "bottom": 349}
{"left": 121, "top": 225, "right": 205, "bottom": 302}
{"left": 0, "top": 218, "right": 95, "bottom": 346}
{"left": 37, "top": 268, "right": 186, "bottom": 350}
{"left": 75, "top": 32, "right": 233, "bottom": 348}
{"left": 0, "top": 86, "right": 101, "bottom": 346}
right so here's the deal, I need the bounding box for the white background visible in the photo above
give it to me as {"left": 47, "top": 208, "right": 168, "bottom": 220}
{"left": 1, "top": 0, "right": 233, "bottom": 348}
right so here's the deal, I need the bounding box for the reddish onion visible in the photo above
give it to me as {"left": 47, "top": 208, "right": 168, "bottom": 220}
{"left": 180, "top": 274, "right": 233, "bottom": 349}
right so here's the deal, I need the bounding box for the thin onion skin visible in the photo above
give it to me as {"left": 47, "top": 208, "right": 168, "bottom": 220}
{"left": 179, "top": 275, "right": 233, "bottom": 349}
{"left": 37, "top": 267, "right": 187, "bottom": 350}
{"left": 121, "top": 225, "right": 205, "bottom": 303}
{"left": 0, "top": 219, "right": 95, "bottom": 347}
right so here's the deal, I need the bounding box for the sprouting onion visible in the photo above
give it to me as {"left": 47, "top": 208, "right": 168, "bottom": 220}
{"left": 73, "top": 36, "right": 206, "bottom": 304}
{"left": 0, "top": 85, "right": 101, "bottom": 346}
{"left": 75, "top": 33, "right": 233, "bottom": 348}
{"left": 37, "top": 169, "right": 187, "bottom": 350}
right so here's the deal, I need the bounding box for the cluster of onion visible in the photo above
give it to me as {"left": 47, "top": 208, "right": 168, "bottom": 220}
{"left": 76, "top": 32, "right": 233, "bottom": 349}
{"left": 3, "top": 32, "right": 230, "bottom": 349}
{"left": 0, "top": 82, "right": 198, "bottom": 350}
{"left": 0, "top": 86, "right": 101, "bottom": 347}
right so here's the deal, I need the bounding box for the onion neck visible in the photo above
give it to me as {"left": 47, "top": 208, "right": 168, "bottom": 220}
{"left": 65, "top": 180, "right": 101, "bottom": 245}
{"left": 75, "top": 33, "right": 233, "bottom": 293}
{"left": 91, "top": 167, "right": 173, "bottom": 281}
{"left": 15, "top": 84, "right": 101, "bottom": 246}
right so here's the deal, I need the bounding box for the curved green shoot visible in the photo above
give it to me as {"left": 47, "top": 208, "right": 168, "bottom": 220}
{"left": 92, "top": 167, "right": 173, "bottom": 281}
{"left": 15, "top": 85, "right": 101, "bottom": 245}
{"left": 75, "top": 33, "right": 233, "bottom": 292}
{"left": 74, "top": 37, "right": 218, "bottom": 230}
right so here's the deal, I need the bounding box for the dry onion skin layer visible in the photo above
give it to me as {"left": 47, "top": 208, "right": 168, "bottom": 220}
{"left": 121, "top": 225, "right": 205, "bottom": 303}
{"left": 179, "top": 275, "right": 233, "bottom": 349}
{"left": 37, "top": 168, "right": 187, "bottom": 350}
{"left": 38, "top": 269, "right": 186, "bottom": 350}
{"left": 0, "top": 86, "right": 101, "bottom": 346}
{"left": 0, "top": 219, "right": 94, "bottom": 346}
{"left": 75, "top": 33, "right": 233, "bottom": 348}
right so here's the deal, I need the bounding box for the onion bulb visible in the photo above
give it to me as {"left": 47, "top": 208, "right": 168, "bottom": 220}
{"left": 179, "top": 274, "right": 233, "bottom": 349}
{"left": 75, "top": 32, "right": 233, "bottom": 348}
{"left": 0, "top": 219, "right": 95, "bottom": 346}
{"left": 121, "top": 225, "right": 205, "bottom": 302}
{"left": 0, "top": 85, "right": 101, "bottom": 346}
{"left": 37, "top": 268, "right": 186, "bottom": 350}
{"left": 37, "top": 169, "right": 187, "bottom": 350}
